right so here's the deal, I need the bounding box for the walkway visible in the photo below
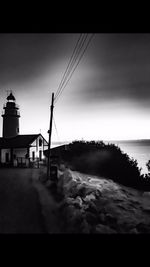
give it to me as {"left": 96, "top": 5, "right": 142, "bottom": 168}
{"left": 0, "top": 168, "right": 47, "bottom": 233}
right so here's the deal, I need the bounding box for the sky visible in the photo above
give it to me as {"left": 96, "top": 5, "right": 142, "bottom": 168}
{"left": 0, "top": 33, "right": 150, "bottom": 143}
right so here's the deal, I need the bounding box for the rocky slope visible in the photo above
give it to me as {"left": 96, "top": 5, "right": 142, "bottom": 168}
{"left": 57, "top": 167, "right": 150, "bottom": 233}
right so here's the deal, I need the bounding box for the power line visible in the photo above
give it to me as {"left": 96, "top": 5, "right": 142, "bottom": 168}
{"left": 55, "top": 34, "right": 88, "bottom": 100}
{"left": 55, "top": 34, "right": 94, "bottom": 103}
{"left": 54, "top": 34, "right": 84, "bottom": 100}
{"left": 55, "top": 34, "right": 84, "bottom": 99}
{"left": 55, "top": 34, "right": 88, "bottom": 102}
{"left": 55, "top": 34, "right": 94, "bottom": 104}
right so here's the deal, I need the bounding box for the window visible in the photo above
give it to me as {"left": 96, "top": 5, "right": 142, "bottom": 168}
{"left": 32, "top": 151, "right": 35, "bottom": 160}
{"left": 13, "top": 154, "right": 16, "bottom": 159}
{"left": 39, "top": 139, "right": 42, "bottom": 147}
{"left": 39, "top": 150, "right": 42, "bottom": 161}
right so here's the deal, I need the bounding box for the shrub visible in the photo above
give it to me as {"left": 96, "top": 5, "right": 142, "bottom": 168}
{"left": 60, "top": 140, "right": 145, "bottom": 190}
{"left": 140, "top": 160, "right": 150, "bottom": 191}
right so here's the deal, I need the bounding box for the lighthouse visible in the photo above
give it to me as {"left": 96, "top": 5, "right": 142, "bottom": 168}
{"left": 2, "top": 92, "right": 20, "bottom": 138}
{"left": 0, "top": 92, "right": 48, "bottom": 167}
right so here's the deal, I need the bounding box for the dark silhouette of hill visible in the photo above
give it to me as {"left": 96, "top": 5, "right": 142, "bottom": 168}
{"left": 56, "top": 140, "right": 150, "bottom": 191}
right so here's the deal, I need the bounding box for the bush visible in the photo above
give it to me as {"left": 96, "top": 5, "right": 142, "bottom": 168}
{"left": 140, "top": 160, "right": 150, "bottom": 191}
{"left": 60, "top": 140, "right": 145, "bottom": 190}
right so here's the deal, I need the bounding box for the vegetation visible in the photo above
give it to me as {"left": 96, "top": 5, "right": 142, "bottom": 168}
{"left": 59, "top": 140, "right": 150, "bottom": 191}
{"left": 140, "top": 160, "right": 150, "bottom": 190}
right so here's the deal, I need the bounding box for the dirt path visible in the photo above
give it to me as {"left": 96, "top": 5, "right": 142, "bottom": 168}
{"left": 0, "top": 168, "right": 47, "bottom": 233}
{"left": 32, "top": 179, "right": 62, "bottom": 233}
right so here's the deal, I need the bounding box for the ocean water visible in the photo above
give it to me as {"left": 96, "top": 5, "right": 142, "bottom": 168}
{"left": 107, "top": 140, "right": 150, "bottom": 174}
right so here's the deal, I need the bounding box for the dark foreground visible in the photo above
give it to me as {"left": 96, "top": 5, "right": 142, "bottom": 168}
{"left": 1, "top": 166, "right": 150, "bottom": 234}
{"left": 0, "top": 168, "right": 47, "bottom": 233}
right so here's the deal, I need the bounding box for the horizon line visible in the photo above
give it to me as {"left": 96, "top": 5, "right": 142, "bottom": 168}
{"left": 52, "top": 138, "right": 150, "bottom": 144}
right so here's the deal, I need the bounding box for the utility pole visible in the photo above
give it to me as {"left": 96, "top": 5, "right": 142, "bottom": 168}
{"left": 47, "top": 92, "right": 54, "bottom": 180}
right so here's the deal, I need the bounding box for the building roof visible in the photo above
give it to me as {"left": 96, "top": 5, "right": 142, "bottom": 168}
{"left": 44, "top": 144, "right": 69, "bottom": 157}
{"left": 0, "top": 134, "right": 47, "bottom": 148}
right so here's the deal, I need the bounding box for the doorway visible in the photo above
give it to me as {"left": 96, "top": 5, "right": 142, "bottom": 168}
{"left": 32, "top": 151, "right": 35, "bottom": 160}
{"left": 5, "top": 152, "right": 9, "bottom": 163}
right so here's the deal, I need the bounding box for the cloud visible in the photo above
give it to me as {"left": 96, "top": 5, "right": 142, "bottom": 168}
{"left": 0, "top": 33, "right": 77, "bottom": 87}
{"left": 1, "top": 33, "right": 150, "bottom": 140}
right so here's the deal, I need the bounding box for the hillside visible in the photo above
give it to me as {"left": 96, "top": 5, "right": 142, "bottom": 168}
{"left": 57, "top": 167, "right": 150, "bottom": 233}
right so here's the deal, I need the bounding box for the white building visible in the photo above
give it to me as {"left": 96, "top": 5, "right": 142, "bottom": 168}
{"left": 0, "top": 92, "right": 48, "bottom": 167}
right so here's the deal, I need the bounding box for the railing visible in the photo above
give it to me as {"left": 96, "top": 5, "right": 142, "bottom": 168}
{"left": 14, "top": 157, "right": 43, "bottom": 168}
{"left": 2, "top": 109, "right": 20, "bottom": 116}
{"left": 3, "top": 103, "right": 19, "bottom": 109}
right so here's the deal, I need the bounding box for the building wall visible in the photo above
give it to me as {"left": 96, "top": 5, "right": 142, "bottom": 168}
{"left": 13, "top": 148, "right": 27, "bottom": 158}
{"left": 1, "top": 148, "right": 27, "bottom": 163}
{"left": 13, "top": 148, "right": 29, "bottom": 167}
{"left": 1, "top": 148, "right": 11, "bottom": 163}
{"left": 29, "top": 135, "right": 48, "bottom": 161}
{"left": 29, "top": 146, "right": 39, "bottom": 160}
{"left": 2, "top": 115, "right": 19, "bottom": 138}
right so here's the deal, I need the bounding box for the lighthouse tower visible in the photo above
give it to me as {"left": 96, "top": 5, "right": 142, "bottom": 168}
{"left": 2, "top": 92, "right": 20, "bottom": 138}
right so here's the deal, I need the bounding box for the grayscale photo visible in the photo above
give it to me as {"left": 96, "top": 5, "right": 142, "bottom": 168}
{"left": 0, "top": 33, "right": 150, "bottom": 234}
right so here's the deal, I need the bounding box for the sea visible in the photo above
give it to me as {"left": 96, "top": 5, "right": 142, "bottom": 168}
{"left": 52, "top": 140, "right": 150, "bottom": 175}
{"left": 105, "top": 140, "right": 150, "bottom": 174}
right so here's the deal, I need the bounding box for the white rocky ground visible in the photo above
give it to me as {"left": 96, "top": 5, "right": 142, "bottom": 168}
{"left": 57, "top": 168, "right": 150, "bottom": 233}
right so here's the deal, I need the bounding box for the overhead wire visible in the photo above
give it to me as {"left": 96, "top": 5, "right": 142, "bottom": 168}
{"left": 48, "top": 33, "right": 94, "bottom": 162}
{"left": 54, "top": 34, "right": 88, "bottom": 100}
{"left": 55, "top": 34, "right": 88, "bottom": 100}
{"left": 54, "top": 33, "right": 94, "bottom": 104}
{"left": 54, "top": 33, "right": 84, "bottom": 99}
{"left": 54, "top": 33, "right": 84, "bottom": 100}
{"left": 53, "top": 115, "right": 62, "bottom": 163}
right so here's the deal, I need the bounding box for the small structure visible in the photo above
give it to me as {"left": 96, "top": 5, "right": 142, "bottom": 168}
{"left": 0, "top": 134, "right": 48, "bottom": 167}
{"left": 44, "top": 144, "right": 69, "bottom": 163}
{"left": 0, "top": 92, "right": 48, "bottom": 167}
